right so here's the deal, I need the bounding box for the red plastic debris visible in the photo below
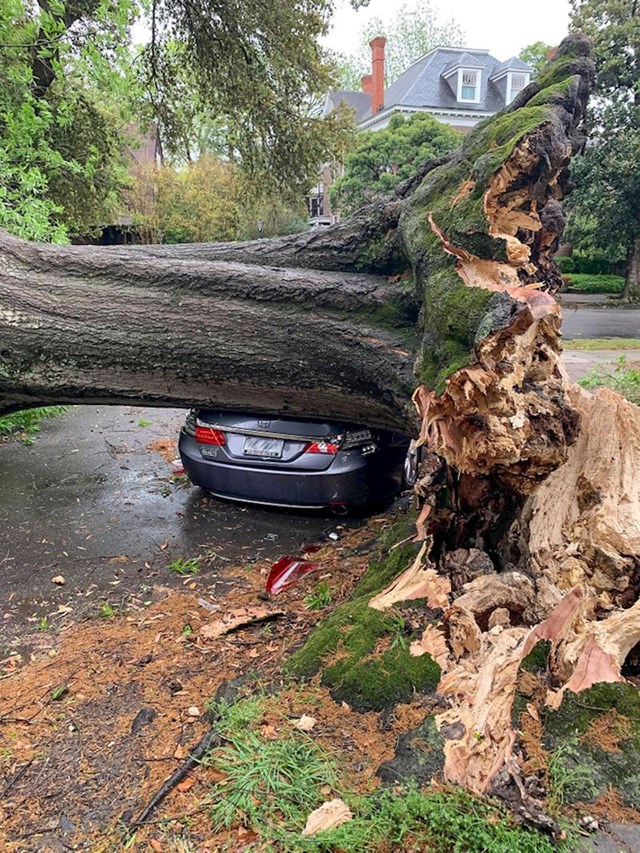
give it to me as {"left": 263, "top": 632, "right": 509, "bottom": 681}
{"left": 265, "top": 556, "right": 322, "bottom": 595}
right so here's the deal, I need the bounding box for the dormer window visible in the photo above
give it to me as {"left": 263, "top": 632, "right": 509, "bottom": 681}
{"left": 461, "top": 70, "right": 478, "bottom": 100}
{"left": 506, "top": 71, "right": 529, "bottom": 103}
{"left": 458, "top": 68, "right": 481, "bottom": 102}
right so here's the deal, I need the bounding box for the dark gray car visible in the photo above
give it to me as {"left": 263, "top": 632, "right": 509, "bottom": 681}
{"left": 178, "top": 410, "right": 416, "bottom": 512}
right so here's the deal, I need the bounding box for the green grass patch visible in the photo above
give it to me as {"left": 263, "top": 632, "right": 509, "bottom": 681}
{"left": 579, "top": 356, "right": 640, "bottom": 405}
{"left": 564, "top": 274, "right": 624, "bottom": 294}
{"left": 0, "top": 406, "right": 70, "bottom": 445}
{"left": 564, "top": 338, "right": 640, "bottom": 351}
{"left": 201, "top": 696, "right": 573, "bottom": 852}
{"left": 167, "top": 556, "right": 201, "bottom": 576}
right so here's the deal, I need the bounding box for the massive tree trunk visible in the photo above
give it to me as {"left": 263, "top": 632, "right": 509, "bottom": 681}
{"left": 6, "top": 35, "right": 638, "bottom": 819}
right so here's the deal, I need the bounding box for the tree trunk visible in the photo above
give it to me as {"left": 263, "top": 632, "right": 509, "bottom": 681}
{"left": 7, "top": 35, "right": 638, "bottom": 818}
{"left": 624, "top": 234, "right": 640, "bottom": 302}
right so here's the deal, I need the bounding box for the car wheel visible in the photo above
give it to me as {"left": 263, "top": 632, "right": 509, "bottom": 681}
{"left": 403, "top": 442, "right": 419, "bottom": 488}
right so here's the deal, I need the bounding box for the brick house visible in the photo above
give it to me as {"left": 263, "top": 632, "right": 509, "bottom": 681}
{"left": 309, "top": 38, "right": 532, "bottom": 227}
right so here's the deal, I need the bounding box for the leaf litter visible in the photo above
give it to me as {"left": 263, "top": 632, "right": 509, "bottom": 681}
{"left": 0, "top": 512, "right": 419, "bottom": 851}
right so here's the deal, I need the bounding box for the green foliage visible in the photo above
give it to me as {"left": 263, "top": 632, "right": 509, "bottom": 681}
{"left": 0, "top": 0, "right": 140, "bottom": 241}
{"left": 304, "top": 583, "right": 332, "bottom": 611}
{"left": 519, "top": 41, "right": 554, "bottom": 77}
{"left": 555, "top": 255, "right": 575, "bottom": 274}
{"left": 564, "top": 338, "right": 640, "bottom": 350}
{"left": 568, "top": 1, "right": 640, "bottom": 294}
{"left": 0, "top": 406, "right": 69, "bottom": 445}
{"left": 342, "top": 0, "right": 465, "bottom": 86}
{"left": 564, "top": 274, "right": 624, "bottom": 294}
{"left": 167, "top": 557, "right": 201, "bottom": 576}
{"left": 331, "top": 112, "right": 462, "bottom": 216}
{"left": 129, "top": 155, "right": 308, "bottom": 243}
{"left": 579, "top": 355, "right": 640, "bottom": 404}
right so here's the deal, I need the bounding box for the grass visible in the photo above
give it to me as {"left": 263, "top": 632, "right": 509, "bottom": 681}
{"left": 167, "top": 556, "right": 201, "bottom": 576}
{"left": 564, "top": 273, "right": 625, "bottom": 294}
{"left": 304, "top": 583, "right": 332, "bottom": 611}
{"left": 199, "top": 696, "right": 575, "bottom": 853}
{"left": 0, "top": 406, "right": 70, "bottom": 445}
{"left": 98, "top": 602, "right": 118, "bottom": 618}
{"left": 564, "top": 338, "right": 640, "bottom": 351}
{"left": 579, "top": 356, "right": 640, "bottom": 405}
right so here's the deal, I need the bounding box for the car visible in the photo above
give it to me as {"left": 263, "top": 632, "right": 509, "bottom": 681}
{"left": 178, "top": 409, "right": 417, "bottom": 513}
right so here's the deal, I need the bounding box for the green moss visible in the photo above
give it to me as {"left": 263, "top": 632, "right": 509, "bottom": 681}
{"left": 286, "top": 513, "right": 441, "bottom": 711}
{"left": 543, "top": 683, "right": 640, "bottom": 806}
{"left": 322, "top": 640, "right": 440, "bottom": 712}
{"left": 520, "top": 640, "right": 551, "bottom": 673}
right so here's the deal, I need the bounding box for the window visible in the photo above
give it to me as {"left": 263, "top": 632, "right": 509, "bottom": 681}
{"left": 506, "top": 71, "right": 530, "bottom": 103}
{"left": 460, "top": 69, "right": 478, "bottom": 101}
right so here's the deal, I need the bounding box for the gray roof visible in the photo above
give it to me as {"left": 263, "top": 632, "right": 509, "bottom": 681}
{"left": 380, "top": 48, "right": 533, "bottom": 116}
{"left": 490, "top": 56, "right": 533, "bottom": 78}
{"left": 324, "top": 89, "right": 372, "bottom": 122}
{"left": 325, "top": 48, "right": 534, "bottom": 125}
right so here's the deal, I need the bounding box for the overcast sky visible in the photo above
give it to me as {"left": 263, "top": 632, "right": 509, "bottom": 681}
{"left": 326, "top": 0, "right": 571, "bottom": 61}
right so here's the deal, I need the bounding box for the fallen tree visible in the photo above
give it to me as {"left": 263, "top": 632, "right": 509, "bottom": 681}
{"left": 5, "top": 34, "right": 640, "bottom": 822}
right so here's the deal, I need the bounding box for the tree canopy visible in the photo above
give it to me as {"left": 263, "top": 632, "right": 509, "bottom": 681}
{"left": 568, "top": 0, "right": 640, "bottom": 299}
{"left": 518, "top": 41, "right": 553, "bottom": 76}
{"left": 0, "top": 0, "right": 362, "bottom": 242}
{"left": 330, "top": 112, "right": 461, "bottom": 217}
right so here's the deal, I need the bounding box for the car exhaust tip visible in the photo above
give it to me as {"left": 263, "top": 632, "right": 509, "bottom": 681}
{"left": 330, "top": 503, "right": 349, "bottom": 517}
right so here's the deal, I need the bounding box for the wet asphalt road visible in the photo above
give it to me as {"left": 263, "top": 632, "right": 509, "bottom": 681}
{"left": 561, "top": 307, "right": 640, "bottom": 339}
{"left": 0, "top": 406, "right": 358, "bottom": 645}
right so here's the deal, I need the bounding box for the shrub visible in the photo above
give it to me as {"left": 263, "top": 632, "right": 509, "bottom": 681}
{"left": 564, "top": 273, "right": 625, "bottom": 294}
{"left": 555, "top": 255, "right": 575, "bottom": 274}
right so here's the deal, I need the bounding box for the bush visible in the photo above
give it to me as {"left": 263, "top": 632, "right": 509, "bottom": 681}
{"left": 564, "top": 273, "right": 625, "bottom": 294}
{"left": 572, "top": 253, "right": 615, "bottom": 275}
{"left": 555, "top": 255, "right": 575, "bottom": 274}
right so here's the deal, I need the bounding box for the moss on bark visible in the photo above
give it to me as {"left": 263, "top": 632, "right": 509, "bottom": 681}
{"left": 285, "top": 513, "right": 441, "bottom": 712}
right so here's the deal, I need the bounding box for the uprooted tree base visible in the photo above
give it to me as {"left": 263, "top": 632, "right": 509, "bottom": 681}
{"left": 4, "top": 33, "right": 640, "bottom": 829}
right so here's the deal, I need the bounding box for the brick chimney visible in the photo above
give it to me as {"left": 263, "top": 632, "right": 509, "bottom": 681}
{"left": 370, "top": 36, "right": 386, "bottom": 114}
{"left": 361, "top": 74, "right": 373, "bottom": 96}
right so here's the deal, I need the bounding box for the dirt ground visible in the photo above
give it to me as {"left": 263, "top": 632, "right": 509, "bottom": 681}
{"left": 0, "top": 509, "right": 429, "bottom": 852}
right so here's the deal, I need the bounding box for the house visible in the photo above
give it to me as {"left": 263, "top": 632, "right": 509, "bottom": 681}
{"left": 308, "top": 38, "right": 533, "bottom": 227}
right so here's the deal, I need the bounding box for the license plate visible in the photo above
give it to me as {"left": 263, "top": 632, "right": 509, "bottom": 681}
{"left": 243, "top": 436, "right": 284, "bottom": 458}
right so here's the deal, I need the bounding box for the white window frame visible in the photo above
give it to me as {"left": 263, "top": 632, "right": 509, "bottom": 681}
{"left": 457, "top": 68, "right": 482, "bottom": 103}
{"left": 506, "top": 71, "right": 530, "bottom": 104}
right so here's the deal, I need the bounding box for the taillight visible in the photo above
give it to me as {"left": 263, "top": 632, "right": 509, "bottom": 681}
{"left": 195, "top": 425, "right": 226, "bottom": 445}
{"left": 306, "top": 440, "right": 340, "bottom": 455}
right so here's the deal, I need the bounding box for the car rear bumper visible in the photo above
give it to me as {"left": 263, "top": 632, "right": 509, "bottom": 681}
{"left": 178, "top": 432, "right": 372, "bottom": 508}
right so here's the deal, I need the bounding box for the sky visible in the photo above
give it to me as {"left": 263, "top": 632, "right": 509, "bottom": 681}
{"left": 325, "top": 0, "right": 571, "bottom": 61}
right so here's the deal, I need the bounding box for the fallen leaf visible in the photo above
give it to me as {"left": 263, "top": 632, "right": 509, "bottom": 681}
{"left": 293, "top": 714, "right": 317, "bottom": 732}
{"left": 51, "top": 575, "right": 65, "bottom": 585}
{"left": 176, "top": 777, "right": 195, "bottom": 792}
{"left": 108, "top": 555, "right": 129, "bottom": 564}
{"left": 187, "top": 706, "right": 200, "bottom": 717}
{"left": 150, "top": 839, "right": 163, "bottom": 852}
{"left": 261, "top": 724, "right": 279, "bottom": 740}
{"left": 302, "top": 799, "right": 353, "bottom": 836}
{"left": 160, "top": 540, "right": 169, "bottom": 550}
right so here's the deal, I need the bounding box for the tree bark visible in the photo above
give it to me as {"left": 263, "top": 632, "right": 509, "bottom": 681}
{"left": 0, "top": 229, "right": 418, "bottom": 429}
{"left": 624, "top": 234, "right": 640, "bottom": 302}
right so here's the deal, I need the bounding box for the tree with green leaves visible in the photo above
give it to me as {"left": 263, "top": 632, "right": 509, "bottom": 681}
{"left": 330, "top": 112, "right": 461, "bottom": 216}
{"left": 569, "top": 0, "right": 640, "bottom": 300}
{"left": 336, "top": 0, "right": 465, "bottom": 89}
{"left": 0, "top": 0, "right": 361, "bottom": 242}
{"left": 518, "top": 41, "right": 553, "bottom": 77}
